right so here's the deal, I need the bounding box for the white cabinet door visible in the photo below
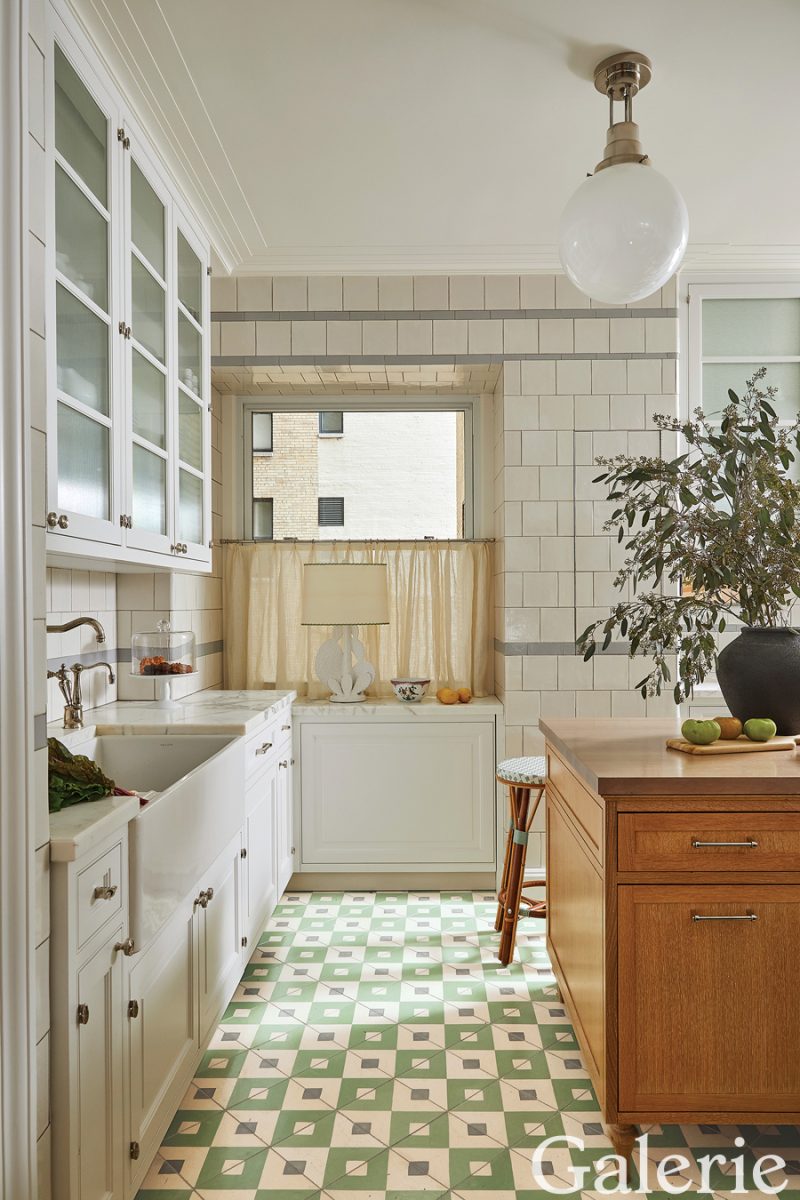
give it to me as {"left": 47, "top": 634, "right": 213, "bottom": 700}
{"left": 127, "top": 905, "right": 197, "bottom": 1191}
{"left": 76, "top": 925, "right": 124, "bottom": 1200}
{"left": 276, "top": 751, "right": 294, "bottom": 895}
{"left": 173, "top": 218, "right": 211, "bottom": 565}
{"left": 300, "top": 721, "right": 496, "bottom": 868}
{"left": 245, "top": 772, "right": 278, "bottom": 947}
{"left": 197, "top": 834, "right": 244, "bottom": 1042}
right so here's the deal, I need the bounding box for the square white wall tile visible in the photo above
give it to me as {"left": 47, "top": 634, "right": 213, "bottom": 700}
{"left": 555, "top": 276, "right": 591, "bottom": 309}
{"left": 378, "top": 276, "right": 413, "bottom": 310}
{"left": 362, "top": 320, "right": 397, "bottom": 355}
{"left": 574, "top": 319, "right": 609, "bottom": 353}
{"left": 521, "top": 431, "right": 556, "bottom": 466}
{"left": 273, "top": 276, "right": 308, "bottom": 311}
{"left": 504, "top": 395, "right": 539, "bottom": 431}
{"left": 306, "top": 276, "right": 342, "bottom": 311}
{"left": 609, "top": 318, "right": 644, "bottom": 353}
{"left": 291, "top": 320, "right": 326, "bottom": 356}
{"left": 432, "top": 320, "right": 468, "bottom": 354}
{"left": 413, "top": 275, "right": 448, "bottom": 310}
{"left": 448, "top": 275, "right": 484, "bottom": 309}
{"left": 503, "top": 318, "right": 538, "bottom": 354}
{"left": 484, "top": 275, "right": 520, "bottom": 309}
{"left": 327, "top": 320, "right": 362, "bottom": 355}
{"left": 556, "top": 360, "right": 591, "bottom": 394}
{"left": 521, "top": 360, "right": 556, "bottom": 394}
{"left": 220, "top": 322, "right": 255, "bottom": 356}
{"left": 523, "top": 655, "right": 557, "bottom": 690}
{"left": 343, "top": 276, "right": 378, "bottom": 310}
{"left": 397, "top": 320, "right": 432, "bottom": 356}
{"left": 236, "top": 277, "right": 272, "bottom": 311}
{"left": 627, "top": 359, "right": 662, "bottom": 393}
{"left": 211, "top": 276, "right": 236, "bottom": 311}
{"left": 468, "top": 319, "right": 503, "bottom": 354}
{"left": 256, "top": 321, "right": 291, "bottom": 355}
{"left": 538, "top": 395, "right": 573, "bottom": 430}
{"left": 539, "top": 319, "right": 574, "bottom": 354}
{"left": 520, "top": 275, "right": 556, "bottom": 308}
{"left": 591, "top": 359, "right": 627, "bottom": 394}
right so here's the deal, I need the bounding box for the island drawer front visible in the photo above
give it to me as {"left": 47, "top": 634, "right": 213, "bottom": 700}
{"left": 618, "top": 812, "right": 800, "bottom": 872}
{"left": 546, "top": 750, "right": 603, "bottom": 860}
{"left": 618, "top": 884, "right": 800, "bottom": 1112}
{"left": 77, "top": 841, "right": 124, "bottom": 950}
{"left": 245, "top": 718, "right": 281, "bottom": 777}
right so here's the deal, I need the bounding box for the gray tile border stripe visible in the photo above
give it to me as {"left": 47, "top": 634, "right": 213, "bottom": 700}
{"left": 213, "top": 307, "right": 678, "bottom": 323}
{"left": 47, "top": 640, "right": 224, "bottom": 673}
{"left": 494, "top": 638, "right": 632, "bottom": 657}
{"left": 213, "top": 351, "right": 677, "bottom": 368}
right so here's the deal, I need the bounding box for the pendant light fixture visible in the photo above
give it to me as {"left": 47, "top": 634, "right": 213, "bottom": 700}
{"left": 558, "top": 52, "right": 688, "bottom": 305}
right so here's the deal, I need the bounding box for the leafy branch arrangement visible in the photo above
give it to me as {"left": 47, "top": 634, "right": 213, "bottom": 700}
{"left": 577, "top": 369, "right": 800, "bottom": 702}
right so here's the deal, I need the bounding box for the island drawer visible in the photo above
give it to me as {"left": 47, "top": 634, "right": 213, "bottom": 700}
{"left": 77, "top": 840, "right": 124, "bottom": 949}
{"left": 618, "top": 812, "right": 800, "bottom": 872}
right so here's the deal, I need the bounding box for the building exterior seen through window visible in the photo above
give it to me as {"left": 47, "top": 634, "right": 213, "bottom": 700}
{"left": 250, "top": 409, "right": 465, "bottom": 539}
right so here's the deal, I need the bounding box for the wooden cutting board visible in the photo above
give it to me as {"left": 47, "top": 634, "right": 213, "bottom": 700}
{"left": 666, "top": 736, "right": 795, "bottom": 755}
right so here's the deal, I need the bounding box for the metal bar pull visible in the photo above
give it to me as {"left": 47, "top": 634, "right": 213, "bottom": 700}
{"left": 691, "top": 839, "right": 758, "bottom": 848}
{"left": 692, "top": 912, "right": 758, "bottom": 922}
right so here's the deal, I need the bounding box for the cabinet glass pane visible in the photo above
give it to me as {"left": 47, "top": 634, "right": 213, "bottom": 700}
{"left": 131, "top": 160, "right": 165, "bottom": 278}
{"left": 177, "top": 231, "right": 202, "bottom": 322}
{"left": 54, "top": 45, "right": 107, "bottom": 206}
{"left": 179, "top": 470, "right": 203, "bottom": 545}
{"left": 132, "top": 349, "right": 166, "bottom": 449}
{"left": 703, "top": 299, "right": 800, "bottom": 359}
{"left": 178, "top": 312, "right": 202, "bottom": 398}
{"left": 703, "top": 362, "right": 800, "bottom": 421}
{"left": 56, "top": 283, "right": 109, "bottom": 414}
{"left": 57, "top": 403, "right": 109, "bottom": 519}
{"left": 55, "top": 165, "right": 108, "bottom": 309}
{"left": 132, "top": 444, "right": 167, "bottom": 535}
{"left": 131, "top": 257, "right": 165, "bottom": 363}
{"left": 179, "top": 392, "right": 203, "bottom": 471}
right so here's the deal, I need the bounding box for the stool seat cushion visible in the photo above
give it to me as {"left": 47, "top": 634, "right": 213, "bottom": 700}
{"left": 496, "top": 755, "right": 547, "bottom": 786}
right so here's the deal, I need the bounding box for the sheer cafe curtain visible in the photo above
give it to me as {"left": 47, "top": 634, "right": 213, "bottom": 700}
{"left": 223, "top": 540, "right": 493, "bottom": 698}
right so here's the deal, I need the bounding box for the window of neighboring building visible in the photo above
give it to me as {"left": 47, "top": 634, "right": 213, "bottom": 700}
{"left": 319, "top": 411, "right": 344, "bottom": 435}
{"left": 252, "top": 497, "right": 274, "bottom": 540}
{"left": 318, "top": 496, "right": 344, "bottom": 526}
{"left": 252, "top": 412, "right": 273, "bottom": 453}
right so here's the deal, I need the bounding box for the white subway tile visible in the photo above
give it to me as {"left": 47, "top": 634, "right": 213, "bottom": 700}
{"left": 558, "top": 655, "right": 594, "bottom": 690}
{"left": 574, "top": 465, "right": 605, "bottom": 500}
{"left": 432, "top": 320, "right": 468, "bottom": 354}
{"left": 503, "top": 607, "right": 541, "bottom": 641}
{"left": 273, "top": 276, "right": 308, "bottom": 311}
{"left": 556, "top": 501, "right": 574, "bottom": 536}
{"left": 501, "top": 361, "right": 520, "bottom": 395}
{"left": 220, "top": 321, "right": 256, "bottom": 356}
{"left": 211, "top": 276, "right": 236, "bottom": 311}
{"left": 520, "top": 275, "right": 556, "bottom": 308}
{"left": 503, "top": 502, "right": 522, "bottom": 537}
{"left": 610, "top": 394, "right": 645, "bottom": 429}
{"left": 575, "top": 394, "right": 609, "bottom": 430}
{"left": 484, "top": 275, "right": 520, "bottom": 309}
{"left": 613, "top": 690, "right": 645, "bottom": 717}
{"left": 627, "top": 359, "right": 662, "bottom": 393}
{"left": 593, "top": 430, "right": 629, "bottom": 458}
{"left": 574, "top": 318, "right": 609, "bottom": 353}
{"left": 662, "top": 359, "right": 677, "bottom": 393}
{"left": 504, "top": 431, "right": 521, "bottom": 466}
{"left": 504, "top": 572, "right": 523, "bottom": 607}
{"left": 504, "top": 536, "right": 541, "bottom": 572}
{"left": 308, "top": 276, "right": 343, "bottom": 311}
{"left": 521, "top": 430, "right": 556, "bottom": 466}
{"left": 502, "top": 654, "right": 522, "bottom": 691}
{"left": 575, "top": 537, "right": 611, "bottom": 571}
{"left": 538, "top": 395, "right": 573, "bottom": 430}
{"left": 556, "top": 360, "right": 591, "bottom": 394}
{"left": 413, "top": 275, "right": 449, "bottom": 310}
{"left": 574, "top": 501, "right": 593, "bottom": 535}
{"left": 448, "top": 275, "right": 484, "bottom": 309}
{"left": 591, "top": 359, "right": 627, "bottom": 394}
{"left": 236, "top": 277, "right": 272, "bottom": 311}
{"left": 523, "top": 655, "right": 557, "bottom": 690}
{"left": 256, "top": 321, "right": 291, "bottom": 355}
{"left": 504, "top": 690, "right": 541, "bottom": 726}
{"left": 540, "top": 608, "right": 575, "bottom": 642}
{"left": 326, "top": 320, "right": 362, "bottom": 355}
{"left": 503, "top": 318, "right": 539, "bottom": 354}
{"left": 645, "top": 317, "right": 678, "bottom": 353}
{"left": 540, "top": 689, "right": 576, "bottom": 717}
{"left": 593, "top": 655, "right": 630, "bottom": 690}
{"left": 609, "top": 318, "right": 644, "bottom": 353}
{"left": 379, "top": 276, "right": 413, "bottom": 310}
{"left": 558, "top": 571, "right": 575, "bottom": 606}
{"left": 538, "top": 537, "right": 573, "bottom": 571}
{"left": 503, "top": 395, "right": 539, "bottom": 430}
{"left": 397, "top": 319, "right": 432, "bottom": 355}
{"left": 504, "top": 467, "right": 540, "bottom": 502}
{"left": 556, "top": 430, "right": 573, "bottom": 464}
{"left": 577, "top": 690, "right": 612, "bottom": 716}
{"left": 539, "top": 319, "right": 574, "bottom": 354}
{"left": 523, "top": 571, "right": 558, "bottom": 607}
{"left": 522, "top": 501, "right": 557, "bottom": 536}
{"left": 291, "top": 320, "right": 326, "bottom": 355}
{"left": 521, "top": 360, "right": 556, "bottom": 394}
{"left": 555, "top": 275, "right": 591, "bottom": 309}
{"left": 539, "top": 466, "right": 573, "bottom": 500}
{"left": 468, "top": 319, "right": 503, "bottom": 354}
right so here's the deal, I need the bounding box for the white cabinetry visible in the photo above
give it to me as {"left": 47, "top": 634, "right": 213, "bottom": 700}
{"left": 45, "top": 8, "right": 211, "bottom": 572}
{"left": 197, "top": 833, "right": 244, "bottom": 1044}
{"left": 293, "top": 698, "right": 503, "bottom": 878}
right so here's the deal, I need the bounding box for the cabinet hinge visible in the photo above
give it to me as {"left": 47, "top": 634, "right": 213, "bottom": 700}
{"left": 241, "top": 936, "right": 248, "bottom": 948}
{"left": 240, "top": 847, "right": 247, "bottom": 858}
{"left": 117, "top": 127, "right": 130, "bottom": 150}
{"left": 118, "top": 321, "right": 131, "bottom": 339}
{"left": 76, "top": 1003, "right": 89, "bottom": 1025}
{"left": 207, "top": 265, "right": 212, "bottom": 276}
{"left": 128, "top": 999, "right": 140, "bottom": 1019}
{"left": 120, "top": 513, "right": 127, "bottom": 528}
{"left": 130, "top": 1142, "right": 140, "bottom": 1161}
{"left": 290, "top": 846, "right": 296, "bottom": 855}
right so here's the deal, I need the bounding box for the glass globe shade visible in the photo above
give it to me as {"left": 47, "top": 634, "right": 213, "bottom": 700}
{"left": 558, "top": 162, "right": 689, "bottom": 305}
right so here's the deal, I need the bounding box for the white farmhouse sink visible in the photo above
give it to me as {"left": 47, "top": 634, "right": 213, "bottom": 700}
{"left": 82, "top": 733, "right": 245, "bottom": 951}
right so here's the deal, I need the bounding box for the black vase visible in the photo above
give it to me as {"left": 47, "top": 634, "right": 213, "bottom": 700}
{"left": 716, "top": 627, "right": 800, "bottom": 735}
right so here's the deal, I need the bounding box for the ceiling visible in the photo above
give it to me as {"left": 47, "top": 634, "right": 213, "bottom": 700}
{"left": 212, "top": 362, "right": 501, "bottom": 395}
{"left": 73, "top": 0, "right": 800, "bottom": 275}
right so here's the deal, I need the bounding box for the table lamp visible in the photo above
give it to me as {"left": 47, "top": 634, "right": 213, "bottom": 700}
{"left": 301, "top": 562, "right": 389, "bottom": 702}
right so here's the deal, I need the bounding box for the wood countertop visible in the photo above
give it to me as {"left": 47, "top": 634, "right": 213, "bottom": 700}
{"left": 539, "top": 718, "right": 800, "bottom": 796}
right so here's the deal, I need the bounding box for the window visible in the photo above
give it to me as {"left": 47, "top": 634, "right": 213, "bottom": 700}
{"left": 319, "top": 411, "right": 343, "bottom": 435}
{"left": 252, "top": 412, "right": 272, "bottom": 453}
{"left": 241, "top": 402, "right": 472, "bottom": 540}
{"left": 318, "top": 496, "right": 344, "bottom": 526}
{"left": 253, "top": 497, "right": 274, "bottom": 540}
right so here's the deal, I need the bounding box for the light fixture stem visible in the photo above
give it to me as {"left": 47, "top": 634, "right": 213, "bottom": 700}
{"left": 623, "top": 85, "right": 633, "bottom": 123}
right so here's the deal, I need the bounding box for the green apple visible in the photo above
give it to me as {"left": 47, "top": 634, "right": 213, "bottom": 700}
{"left": 681, "top": 719, "right": 721, "bottom": 746}
{"left": 743, "top": 718, "right": 777, "bottom": 742}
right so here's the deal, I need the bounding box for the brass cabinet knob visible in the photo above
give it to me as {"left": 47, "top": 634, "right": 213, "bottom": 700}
{"left": 114, "top": 937, "right": 135, "bottom": 956}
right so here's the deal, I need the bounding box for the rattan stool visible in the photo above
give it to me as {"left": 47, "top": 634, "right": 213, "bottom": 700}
{"left": 495, "top": 755, "right": 547, "bottom": 966}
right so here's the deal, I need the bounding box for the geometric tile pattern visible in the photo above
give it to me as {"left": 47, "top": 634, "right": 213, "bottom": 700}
{"left": 137, "top": 891, "right": 800, "bottom": 1199}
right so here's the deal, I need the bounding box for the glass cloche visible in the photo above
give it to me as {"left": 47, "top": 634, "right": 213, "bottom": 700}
{"left": 131, "top": 619, "right": 196, "bottom": 677}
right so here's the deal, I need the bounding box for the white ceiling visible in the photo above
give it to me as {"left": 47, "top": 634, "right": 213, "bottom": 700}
{"left": 73, "top": 0, "right": 800, "bottom": 275}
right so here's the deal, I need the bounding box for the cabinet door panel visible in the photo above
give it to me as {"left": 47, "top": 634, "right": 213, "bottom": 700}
{"left": 76, "top": 928, "right": 124, "bottom": 1200}
{"left": 198, "top": 837, "right": 243, "bottom": 1041}
{"left": 245, "top": 774, "right": 278, "bottom": 944}
{"left": 618, "top": 884, "right": 800, "bottom": 1111}
{"left": 276, "top": 755, "right": 294, "bottom": 895}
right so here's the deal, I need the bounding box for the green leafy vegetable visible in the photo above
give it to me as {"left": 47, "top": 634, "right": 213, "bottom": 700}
{"left": 48, "top": 738, "right": 116, "bottom": 813}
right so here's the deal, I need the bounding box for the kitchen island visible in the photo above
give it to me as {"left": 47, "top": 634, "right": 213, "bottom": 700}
{"left": 540, "top": 717, "right": 800, "bottom": 1159}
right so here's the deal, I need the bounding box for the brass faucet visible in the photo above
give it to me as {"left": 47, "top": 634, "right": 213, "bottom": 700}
{"left": 45, "top": 617, "right": 114, "bottom": 728}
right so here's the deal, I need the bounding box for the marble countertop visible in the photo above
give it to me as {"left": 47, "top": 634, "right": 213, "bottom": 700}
{"left": 49, "top": 793, "right": 141, "bottom": 863}
{"left": 292, "top": 696, "right": 504, "bottom": 719}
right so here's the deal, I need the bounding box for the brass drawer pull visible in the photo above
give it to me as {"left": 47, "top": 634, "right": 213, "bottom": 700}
{"left": 195, "top": 887, "right": 215, "bottom": 908}
{"left": 93, "top": 884, "right": 118, "bottom": 900}
{"left": 255, "top": 742, "right": 273, "bottom": 755}
{"left": 692, "top": 913, "right": 758, "bottom": 922}
{"left": 114, "top": 937, "right": 136, "bottom": 955}
{"left": 692, "top": 839, "right": 758, "bottom": 848}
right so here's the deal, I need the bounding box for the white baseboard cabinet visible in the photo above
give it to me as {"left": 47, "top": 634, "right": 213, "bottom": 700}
{"left": 292, "top": 697, "right": 504, "bottom": 880}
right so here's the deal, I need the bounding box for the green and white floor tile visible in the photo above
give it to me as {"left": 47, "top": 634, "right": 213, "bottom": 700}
{"left": 137, "top": 891, "right": 800, "bottom": 1199}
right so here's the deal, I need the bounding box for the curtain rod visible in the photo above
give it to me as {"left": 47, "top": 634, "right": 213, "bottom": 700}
{"left": 218, "top": 537, "right": 496, "bottom": 545}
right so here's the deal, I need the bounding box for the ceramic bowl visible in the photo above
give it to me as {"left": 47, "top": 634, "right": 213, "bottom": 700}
{"left": 390, "top": 678, "right": 430, "bottom": 703}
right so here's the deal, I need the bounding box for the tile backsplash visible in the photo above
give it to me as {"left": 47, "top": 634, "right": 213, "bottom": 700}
{"left": 45, "top": 569, "right": 118, "bottom": 722}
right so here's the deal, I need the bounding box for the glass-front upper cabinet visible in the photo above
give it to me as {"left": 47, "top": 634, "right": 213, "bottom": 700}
{"left": 49, "top": 38, "right": 122, "bottom": 544}
{"left": 175, "top": 223, "right": 210, "bottom": 557}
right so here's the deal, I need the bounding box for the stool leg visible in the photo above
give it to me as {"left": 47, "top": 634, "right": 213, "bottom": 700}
{"left": 498, "top": 786, "right": 531, "bottom": 966}
{"left": 495, "top": 800, "right": 514, "bottom": 933}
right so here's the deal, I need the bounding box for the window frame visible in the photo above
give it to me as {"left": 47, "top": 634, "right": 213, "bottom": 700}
{"left": 237, "top": 395, "right": 480, "bottom": 542}
{"left": 318, "top": 410, "right": 344, "bottom": 437}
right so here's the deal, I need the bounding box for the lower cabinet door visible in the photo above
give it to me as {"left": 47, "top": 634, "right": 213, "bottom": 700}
{"left": 198, "top": 834, "right": 244, "bottom": 1041}
{"left": 245, "top": 772, "right": 278, "bottom": 945}
{"left": 76, "top": 925, "right": 124, "bottom": 1200}
{"left": 618, "top": 884, "right": 800, "bottom": 1113}
{"left": 276, "top": 752, "right": 294, "bottom": 895}
{"left": 127, "top": 905, "right": 197, "bottom": 1188}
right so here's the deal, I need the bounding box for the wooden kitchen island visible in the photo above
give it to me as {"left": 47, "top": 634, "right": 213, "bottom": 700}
{"left": 540, "top": 718, "right": 800, "bottom": 1159}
